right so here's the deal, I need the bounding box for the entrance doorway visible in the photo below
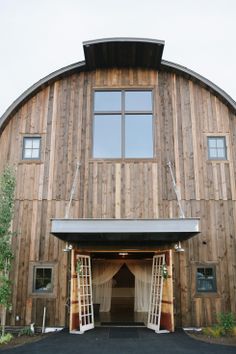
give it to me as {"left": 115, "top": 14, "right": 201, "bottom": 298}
{"left": 111, "top": 264, "right": 135, "bottom": 320}
{"left": 99, "top": 264, "right": 136, "bottom": 324}
{"left": 70, "top": 250, "right": 174, "bottom": 334}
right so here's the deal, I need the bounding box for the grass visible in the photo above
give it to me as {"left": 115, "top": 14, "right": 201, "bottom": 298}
{"left": 0, "top": 333, "right": 13, "bottom": 344}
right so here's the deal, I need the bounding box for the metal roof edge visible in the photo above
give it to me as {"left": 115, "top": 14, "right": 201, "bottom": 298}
{"left": 161, "top": 59, "right": 236, "bottom": 113}
{"left": 1, "top": 50, "right": 235, "bottom": 134}
{"left": 83, "top": 37, "right": 165, "bottom": 46}
{"left": 0, "top": 61, "right": 86, "bottom": 134}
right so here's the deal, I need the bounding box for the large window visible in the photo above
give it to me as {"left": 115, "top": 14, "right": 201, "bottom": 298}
{"left": 93, "top": 90, "right": 153, "bottom": 158}
{"left": 207, "top": 136, "right": 227, "bottom": 160}
{"left": 196, "top": 266, "right": 217, "bottom": 293}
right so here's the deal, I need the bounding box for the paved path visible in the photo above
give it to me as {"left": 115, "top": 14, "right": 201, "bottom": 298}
{"left": 1, "top": 328, "right": 235, "bottom": 354}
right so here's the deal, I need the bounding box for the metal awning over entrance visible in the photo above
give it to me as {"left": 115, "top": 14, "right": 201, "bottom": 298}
{"left": 51, "top": 218, "right": 200, "bottom": 245}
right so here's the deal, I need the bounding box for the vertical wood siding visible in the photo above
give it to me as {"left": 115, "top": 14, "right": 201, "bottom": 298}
{"left": 0, "top": 68, "right": 236, "bottom": 327}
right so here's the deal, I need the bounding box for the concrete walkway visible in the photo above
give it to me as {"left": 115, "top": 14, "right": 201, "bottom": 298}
{"left": 1, "top": 328, "right": 235, "bottom": 354}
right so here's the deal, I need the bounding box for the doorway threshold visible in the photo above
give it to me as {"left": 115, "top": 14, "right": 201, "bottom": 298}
{"left": 99, "top": 321, "right": 145, "bottom": 327}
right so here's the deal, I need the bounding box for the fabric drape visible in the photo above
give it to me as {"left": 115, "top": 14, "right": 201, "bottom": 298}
{"left": 92, "top": 260, "right": 152, "bottom": 313}
{"left": 126, "top": 261, "right": 152, "bottom": 312}
{"left": 92, "top": 261, "right": 123, "bottom": 312}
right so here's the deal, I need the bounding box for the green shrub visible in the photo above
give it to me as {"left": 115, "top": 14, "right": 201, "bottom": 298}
{"left": 218, "top": 312, "right": 235, "bottom": 335}
{"left": 232, "top": 326, "right": 236, "bottom": 336}
{"left": 18, "top": 327, "right": 34, "bottom": 337}
{"left": 202, "top": 326, "right": 223, "bottom": 338}
{"left": 0, "top": 333, "right": 13, "bottom": 344}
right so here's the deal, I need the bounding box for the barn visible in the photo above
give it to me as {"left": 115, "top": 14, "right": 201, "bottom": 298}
{"left": 0, "top": 38, "right": 236, "bottom": 334}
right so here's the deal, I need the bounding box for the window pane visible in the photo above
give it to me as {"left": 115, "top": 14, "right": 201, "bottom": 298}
{"left": 208, "top": 138, "right": 217, "bottom": 148}
{"left": 32, "top": 138, "right": 40, "bottom": 148}
{"left": 125, "top": 115, "right": 153, "bottom": 158}
{"left": 36, "top": 268, "right": 44, "bottom": 278}
{"left": 125, "top": 91, "right": 152, "bottom": 111}
{"left": 93, "top": 115, "right": 121, "bottom": 158}
{"left": 35, "top": 268, "right": 52, "bottom": 292}
{"left": 208, "top": 137, "right": 226, "bottom": 160}
{"left": 209, "top": 148, "right": 217, "bottom": 158}
{"left": 24, "top": 149, "right": 32, "bottom": 158}
{"left": 197, "top": 278, "right": 214, "bottom": 291}
{"left": 196, "top": 267, "right": 216, "bottom": 292}
{"left": 94, "top": 91, "right": 121, "bottom": 112}
{"left": 31, "top": 149, "right": 40, "bottom": 159}
{"left": 217, "top": 148, "right": 226, "bottom": 159}
{"left": 23, "top": 137, "right": 41, "bottom": 160}
{"left": 24, "top": 138, "right": 33, "bottom": 148}
{"left": 216, "top": 138, "right": 225, "bottom": 148}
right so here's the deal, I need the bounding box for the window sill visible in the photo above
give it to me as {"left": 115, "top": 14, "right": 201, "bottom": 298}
{"left": 90, "top": 158, "right": 157, "bottom": 163}
{"left": 206, "top": 160, "right": 229, "bottom": 164}
{"left": 193, "top": 292, "right": 221, "bottom": 298}
{"left": 29, "top": 292, "right": 56, "bottom": 298}
{"left": 18, "top": 160, "right": 44, "bottom": 165}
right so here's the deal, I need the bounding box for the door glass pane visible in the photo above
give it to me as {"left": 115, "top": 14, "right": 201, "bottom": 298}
{"left": 125, "top": 115, "right": 153, "bottom": 158}
{"left": 125, "top": 91, "right": 152, "bottom": 111}
{"left": 94, "top": 91, "right": 121, "bottom": 112}
{"left": 93, "top": 115, "right": 121, "bottom": 158}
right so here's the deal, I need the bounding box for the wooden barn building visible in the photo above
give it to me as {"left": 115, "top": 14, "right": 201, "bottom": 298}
{"left": 0, "top": 38, "right": 236, "bottom": 334}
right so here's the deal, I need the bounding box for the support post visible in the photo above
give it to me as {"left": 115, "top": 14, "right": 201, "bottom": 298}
{"left": 167, "top": 161, "right": 185, "bottom": 218}
{"left": 65, "top": 162, "right": 81, "bottom": 219}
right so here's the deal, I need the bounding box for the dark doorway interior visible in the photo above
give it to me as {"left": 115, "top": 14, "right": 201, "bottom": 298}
{"left": 111, "top": 264, "right": 135, "bottom": 318}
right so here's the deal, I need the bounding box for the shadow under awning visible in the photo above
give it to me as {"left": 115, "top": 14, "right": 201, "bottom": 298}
{"left": 51, "top": 218, "right": 200, "bottom": 245}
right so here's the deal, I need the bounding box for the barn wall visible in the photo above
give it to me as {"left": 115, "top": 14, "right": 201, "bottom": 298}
{"left": 0, "top": 68, "right": 235, "bottom": 326}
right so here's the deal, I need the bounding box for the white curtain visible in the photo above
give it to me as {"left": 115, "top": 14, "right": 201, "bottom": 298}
{"left": 92, "top": 259, "right": 152, "bottom": 313}
{"left": 126, "top": 261, "right": 152, "bottom": 312}
{"left": 92, "top": 261, "right": 123, "bottom": 312}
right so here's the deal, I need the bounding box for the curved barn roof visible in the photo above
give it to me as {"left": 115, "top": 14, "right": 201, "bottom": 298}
{"left": 1, "top": 38, "right": 235, "bottom": 133}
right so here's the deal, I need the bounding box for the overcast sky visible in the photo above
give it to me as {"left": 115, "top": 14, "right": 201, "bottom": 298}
{"left": 0, "top": 0, "right": 235, "bottom": 117}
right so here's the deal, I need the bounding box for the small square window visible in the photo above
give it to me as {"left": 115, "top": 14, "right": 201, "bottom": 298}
{"left": 23, "top": 137, "right": 41, "bottom": 160}
{"left": 207, "top": 137, "right": 227, "bottom": 160}
{"left": 196, "top": 267, "right": 217, "bottom": 293}
{"left": 33, "top": 267, "right": 53, "bottom": 293}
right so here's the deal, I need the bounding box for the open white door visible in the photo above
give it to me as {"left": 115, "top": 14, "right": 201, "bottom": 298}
{"left": 77, "top": 255, "right": 94, "bottom": 333}
{"left": 147, "top": 254, "right": 165, "bottom": 333}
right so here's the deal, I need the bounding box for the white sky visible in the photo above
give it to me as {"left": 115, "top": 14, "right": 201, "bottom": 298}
{"left": 0, "top": 0, "right": 235, "bottom": 117}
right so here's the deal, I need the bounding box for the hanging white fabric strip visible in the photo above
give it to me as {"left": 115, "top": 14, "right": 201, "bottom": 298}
{"left": 92, "top": 261, "right": 123, "bottom": 312}
{"left": 92, "top": 261, "right": 123, "bottom": 285}
{"left": 126, "top": 261, "right": 152, "bottom": 312}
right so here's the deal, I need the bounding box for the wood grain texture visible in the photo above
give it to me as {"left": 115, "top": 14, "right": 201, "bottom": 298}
{"left": 1, "top": 68, "right": 236, "bottom": 328}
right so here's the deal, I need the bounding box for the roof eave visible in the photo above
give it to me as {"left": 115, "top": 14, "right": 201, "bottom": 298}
{"left": 161, "top": 60, "right": 236, "bottom": 113}
{"left": 1, "top": 38, "right": 236, "bottom": 133}
{"left": 0, "top": 61, "right": 86, "bottom": 134}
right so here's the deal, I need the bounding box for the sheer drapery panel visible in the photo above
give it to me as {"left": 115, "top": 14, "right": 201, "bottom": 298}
{"left": 92, "top": 260, "right": 152, "bottom": 312}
